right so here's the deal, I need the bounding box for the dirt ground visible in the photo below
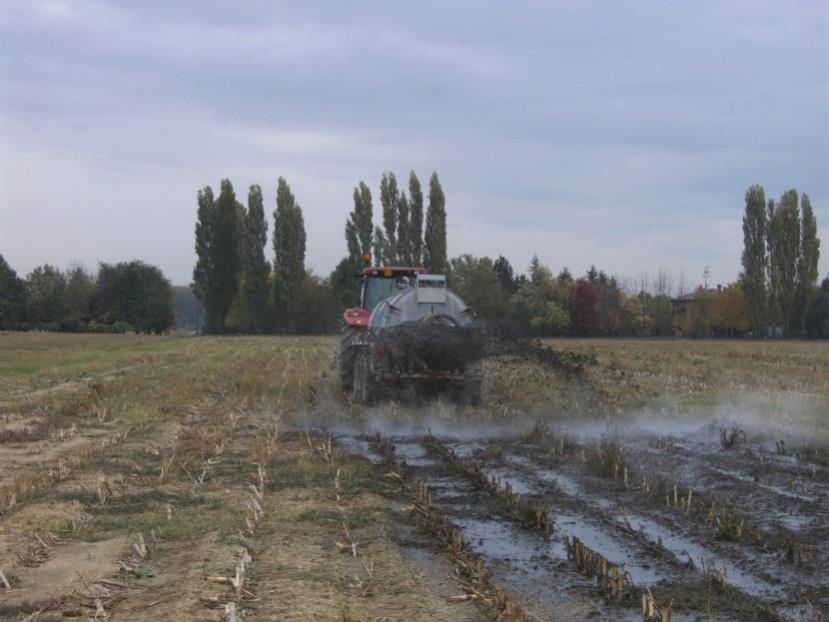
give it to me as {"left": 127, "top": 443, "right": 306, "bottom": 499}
{"left": 0, "top": 333, "right": 827, "bottom": 621}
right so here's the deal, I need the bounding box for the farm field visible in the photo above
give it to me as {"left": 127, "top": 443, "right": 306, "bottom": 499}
{"left": 0, "top": 333, "right": 827, "bottom": 621}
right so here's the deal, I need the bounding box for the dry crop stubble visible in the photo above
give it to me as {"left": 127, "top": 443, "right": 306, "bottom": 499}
{"left": 2, "top": 335, "right": 828, "bottom": 620}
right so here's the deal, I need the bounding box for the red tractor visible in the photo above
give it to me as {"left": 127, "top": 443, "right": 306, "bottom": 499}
{"left": 339, "top": 262, "right": 482, "bottom": 404}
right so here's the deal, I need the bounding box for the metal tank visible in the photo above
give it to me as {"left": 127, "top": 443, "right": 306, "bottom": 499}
{"left": 340, "top": 271, "right": 483, "bottom": 404}
{"left": 368, "top": 274, "right": 475, "bottom": 329}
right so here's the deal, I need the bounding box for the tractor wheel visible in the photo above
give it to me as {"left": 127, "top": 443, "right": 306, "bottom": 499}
{"left": 353, "top": 350, "right": 374, "bottom": 404}
{"left": 339, "top": 345, "right": 356, "bottom": 393}
{"left": 339, "top": 327, "right": 358, "bottom": 393}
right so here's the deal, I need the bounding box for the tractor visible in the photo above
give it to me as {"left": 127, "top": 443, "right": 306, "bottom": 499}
{"left": 339, "top": 262, "right": 483, "bottom": 405}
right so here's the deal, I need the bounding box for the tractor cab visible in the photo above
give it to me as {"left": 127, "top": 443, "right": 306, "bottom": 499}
{"left": 361, "top": 266, "right": 428, "bottom": 310}
{"left": 343, "top": 265, "right": 427, "bottom": 327}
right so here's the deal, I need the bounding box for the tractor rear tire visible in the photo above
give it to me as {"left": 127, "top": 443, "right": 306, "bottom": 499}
{"left": 339, "top": 327, "right": 359, "bottom": 393}
{"left": 353, "top": 350, "right": 374, "bottom": 404}
{"left": 340, "top": 346, "right": 356, "bottom": 393}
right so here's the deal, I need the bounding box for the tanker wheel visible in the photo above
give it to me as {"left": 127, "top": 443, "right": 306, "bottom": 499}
{"left": 353, "top": 349, "right": 374, "bottom": 404}
{"left": 451, "top": 379, "right": 482, "bottom": 406}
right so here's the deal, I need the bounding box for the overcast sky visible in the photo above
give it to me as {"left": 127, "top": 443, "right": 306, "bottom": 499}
{"left": 1, "top": 1, "right": 827, "bottom": 288}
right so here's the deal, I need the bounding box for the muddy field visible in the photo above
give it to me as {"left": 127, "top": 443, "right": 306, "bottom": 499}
{"left": 0, "top": 333, "right": 827, "bottom": 621}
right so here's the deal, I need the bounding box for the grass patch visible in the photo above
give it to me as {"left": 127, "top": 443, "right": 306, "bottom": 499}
{"left": 298, "top": 504, "right": 385, "bottom": 530}
{"left": 267, "top": 456, "right": 338, "bottom": 491}
{"left": 651, "top": 580, "right": 778, "bottom": 621}
{"left": 57, "top": 489, "right": 234, "bottom": 542}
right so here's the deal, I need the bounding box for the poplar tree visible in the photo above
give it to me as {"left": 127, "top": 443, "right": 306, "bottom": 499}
{"left": 192, "top": 186, "right": 214, "bottom": 320}
{"left": 740, "top": 185, "right": 767, "bottom": 335}
{"left": 238, "top": 184, "right": 270, "bottom": 333}
{"left": 767, "top": 190, "right": 800, "bottom": 335}
{"left": 379, "top": 172, "right": 399, "bottom": 263}
{"left": 345, "top": 182, "right": 373, "bottom": 264}
{"left": 373, "top": 226, "right": 387, "bottom": 266}
{"left": 193, "top": 180, "right": 241, "bottom": 333}
{"left": 272, "top": 177, "right": 307, "bottom": 333}
{"left": 796, "top": 193, "right": 820, "bottom": 333}
{"left": 409, "top": 172, "right": 424, "bottom": 265}
{"left": 339, "top": 182, "right": 374, "bottom": 307}
{"left": 424, "top": 172, "right": 447, "bottom": 274}
{"left": 397, "top": 192, "right": 411, "bottom": 265}
{"left": 798, "top": 193, "right": 820, "bottom": 287}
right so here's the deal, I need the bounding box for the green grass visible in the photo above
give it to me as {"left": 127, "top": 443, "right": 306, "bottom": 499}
{"left": 0, "top": 333, "right": 182, "bottom": 378}
{"left": 61, "top": 489, "right": 235, "bottom": 542}
{"left": 267, "top": 453, "right": 399, "bottom": 500}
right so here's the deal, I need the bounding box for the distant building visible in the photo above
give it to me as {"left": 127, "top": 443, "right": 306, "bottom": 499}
{"left": 672, "top": 286, "right": 719, "bottom": 320}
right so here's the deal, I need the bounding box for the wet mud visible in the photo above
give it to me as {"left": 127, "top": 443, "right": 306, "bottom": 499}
{"left": 332, "top": 413, "right": 829, "bottom": 621}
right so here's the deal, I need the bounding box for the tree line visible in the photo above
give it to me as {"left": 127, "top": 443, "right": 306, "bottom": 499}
{"left": 191, "top": 173, "right": 826, "bottom": 339}
{"left": 740, "top": 186, "right": 824, "bottom": 338}
{"left": 0, "top": 256, "right": 173, "bottom": 333}
{"left": 3, "top": 179, "right": 824, "bottom": 338}
{"left": 192, "top": 171, "right": 448, "bottom": 334}
{"left": 442, "top": 185, "right": 825, "bottom": 339}
{"left": 443, "top": 256, "right": 753, "bottom": 338}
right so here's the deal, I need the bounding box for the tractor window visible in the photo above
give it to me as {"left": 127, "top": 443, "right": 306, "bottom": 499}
{"left": 363, "top": 277, "right": 396, "bottom": 310}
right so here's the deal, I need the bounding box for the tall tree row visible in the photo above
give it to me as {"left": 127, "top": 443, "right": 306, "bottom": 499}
{"left": 193, "top": 180, "right": 242, "bottom": 333}
{"left": 193, "top": 176, "right": 311, "bottom": 334}
{"left": 741, "top": 185, "right": 767, "bottom": 334}
{"left": 379, "top": 172, "right": 399, "bottom": 264}
{"left": 339, "top": 170, "right": 445, "bottom": 270}
{"left": 273, "top": 177, "right": 307, "bottom": 333}
{"left": 409, "top": 172, "right": 424, "bottom": 265}
{"left": 173, "top": 179, "right": 817, "bottom": 339}
{"left": 797, "top": 193, "right": 820, "bottom": 333}
{"left": 237, "top": 185, "right": 270, "bottom": 333}
{"left": 424, "top": 172, "right": 447, "bottom": 274}
{"left": 346, "top": 182, "right": 374, "bottom": 262}
{"left": 741, "top": 185, "right": 821, "bottom": 337}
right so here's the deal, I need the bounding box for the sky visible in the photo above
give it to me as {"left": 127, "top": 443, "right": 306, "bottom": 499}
{"left": 1, "top": 0, "right": 827, "bottom": 289}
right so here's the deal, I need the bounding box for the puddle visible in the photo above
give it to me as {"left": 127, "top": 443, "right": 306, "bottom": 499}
{"left": 458, "top": 516, "right": 563, "bottom": 566}
{"left": 535, "top": 468, "right": 584, "bottom": 497}
{"left": 394, "top": 441, "right": 435, "bottom": 467}
{"left": 767, "top": 510, "right": 814, "bottom": 531}
{"left": 454, "top": 517, "right": 649, "bottom": 621}
{"left": 426, "top": 475, "right": 476, "bottom": 500}
{"left": 336, "top": 435, "right": 382, "bottom": 463}
{"left": 484, "top": 467, "right": 536, "bottom": 495}
{"left": 705, "top": 465, "right": 816, "bottom": 502}
{"left": 618, "top": 510, "right": 783, "bottom": 598}
{"left": 506, "top": 453, "right": 786, "bottom": 598}
{"left": 339, "top": 434, "right": 797, "bottom": 607}
{"left": 447, "top": 441, "right": 485, "bottom": 457}
{"left": 551, "top": 511, "right": 666, "bottom": 585}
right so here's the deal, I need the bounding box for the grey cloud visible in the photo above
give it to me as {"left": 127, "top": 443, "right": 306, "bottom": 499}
{"left": 0, "top": 0, "right": 826, "bottom": 284}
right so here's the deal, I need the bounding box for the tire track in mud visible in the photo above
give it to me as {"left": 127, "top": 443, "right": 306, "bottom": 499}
{"left": 337, "top": 428, "right": 820, "bottom": 621}
{"left": 604, "top": 436, "right": 828, "bottom": 577}
{"left": 637, "top": 436, "right": 828, "bottom": 509}
{"left": 490, "top": 432, "right": 825, "bottom": 620}
{"left": 340, "top": 433, "right": 650, "bottom": 621}
{"left": 490, "top": 444, "right": 787, "bottom": 596}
